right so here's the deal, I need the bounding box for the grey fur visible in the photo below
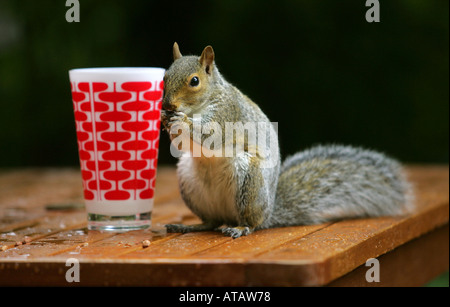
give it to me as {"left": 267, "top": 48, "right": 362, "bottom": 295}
{"left": 262, "top": 144, "right": 414, "bottom": 228}
{"left": 163, "top": 45, "right": 414, "bottom": 238}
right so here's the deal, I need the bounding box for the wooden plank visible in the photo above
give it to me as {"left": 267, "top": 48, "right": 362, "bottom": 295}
{"left": 0, "top": 169, "right": 83, "bottom": 232}
{"left": 152, "top": 197, "right": 195, "bottom": 225}
{"left": 7, "top": 225, "right": 446, "bottom": 286}
{"left": 0, "top": 211, "right": 87, "bottom": 254}
{"left": 191, "top": 224, "right": 331, "bottom": 260}
{"left": 116, "top": 231, "right": 232, "bottom": 259}
{"left": 328, "top": 224, "right": 449, "bottom": 287}
{"left": 0, "top": 165, "right": 448, "bottom": 287}
{"left": 0, "top": 260, "right": 247, "bottom": 286}
{"left": 0, "top": 208, "right": 47, "bottom": 233}
{"left": 51, "top": 227, "right": 177, "bottom": 260}
{"left": 0, "top": 203, "right": 191, "bottom": 260}
{"left": 0, "top": 228, "right": 113, "bottom": 259}
{"left": 0, "top": 168, "right": 84, "bottom": 210}
{"left": 153, "top": 167, "right": 182, "bottom": 204}
{"left": 0, "top": 167, "right": 178, "bottom": 211}
{"left": 245, "top": 213, "right": 447, "bottom": 286}
{"left": 245, "top": 166, "right": 449, "bottom": 286}
{"left": 0, "top": 166, "right": 181, "bottom": 256}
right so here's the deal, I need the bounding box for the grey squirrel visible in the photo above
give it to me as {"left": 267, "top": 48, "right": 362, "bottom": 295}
{"left": 161, "top": 43, "right": 414, "bottom": 238}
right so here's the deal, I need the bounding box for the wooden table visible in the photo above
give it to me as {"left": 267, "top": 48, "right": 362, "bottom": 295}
{"left": 0, "top": 166, "right": 448, "bottom": 286}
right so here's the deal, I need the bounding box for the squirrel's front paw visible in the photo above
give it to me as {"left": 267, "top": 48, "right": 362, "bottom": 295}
{"left": 169, "top": 111, "right": 191, "bottom": 126}
{"left": 166, "top": 112, "right": 192, "bottom": 137}
{"left": 161, "top": 110, "right": 191, "bottom": 131}
{"left": 161, "top": 110, "right": 175, "bottom": 131}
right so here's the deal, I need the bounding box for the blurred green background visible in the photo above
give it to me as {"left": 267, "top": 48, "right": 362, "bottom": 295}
{"left": 0, "top": 0, "right": 448, "bottom": 167}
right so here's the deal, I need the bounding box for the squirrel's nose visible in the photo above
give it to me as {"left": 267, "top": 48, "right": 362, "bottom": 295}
{"left": 162, "top": 100, "right": 175, "bottom": 111}
{"left": 162, "top": 94, "right": 174, "bottom": 111}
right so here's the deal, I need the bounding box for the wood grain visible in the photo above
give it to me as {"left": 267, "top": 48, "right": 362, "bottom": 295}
{"left": 0, "top": 165, "right": 448, "bottom": 286}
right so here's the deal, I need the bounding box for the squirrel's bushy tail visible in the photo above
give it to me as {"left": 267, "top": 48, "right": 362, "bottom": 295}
{"left": 264, "top": 145, "right": 414, "bottom": 228}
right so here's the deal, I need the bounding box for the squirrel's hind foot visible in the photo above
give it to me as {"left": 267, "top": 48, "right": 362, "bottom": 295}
{"left": 221, "top": 226, "right": 252, "bottom": 239}
{"left": 165, "top": 223, "right": 253, "bottom": 238}
{"left": 165, "top": 223, "right": 216, "bottom": 234}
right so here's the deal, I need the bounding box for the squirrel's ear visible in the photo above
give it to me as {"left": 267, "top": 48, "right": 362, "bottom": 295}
{"left": 173, "top": 42, "right": 182, "bottom": 61}
{"left": 199, "top": 46, "right": 214, "bottom": 75}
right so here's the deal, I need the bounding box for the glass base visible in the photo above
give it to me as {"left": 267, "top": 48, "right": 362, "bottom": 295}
{"left": 87, "top": 212, "right": 151, "bottom": 232}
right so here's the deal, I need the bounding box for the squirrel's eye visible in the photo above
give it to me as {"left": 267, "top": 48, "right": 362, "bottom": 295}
{"left": 189, "top": 76, "right": 200, "bottom": 87}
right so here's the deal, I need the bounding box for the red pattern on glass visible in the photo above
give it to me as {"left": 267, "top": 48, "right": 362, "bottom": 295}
{"left": 71, "top": 80, "right": 163, "bottom": 201}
